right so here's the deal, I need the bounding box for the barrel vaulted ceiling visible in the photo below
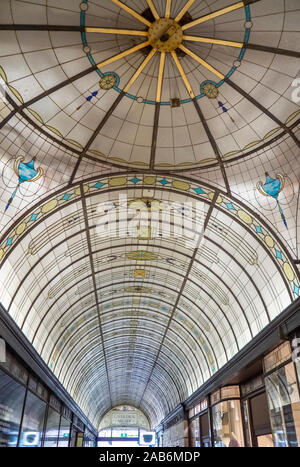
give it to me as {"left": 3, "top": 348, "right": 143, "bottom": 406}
{"left": 0, "top": 0, "right": 299, "bottom": 428}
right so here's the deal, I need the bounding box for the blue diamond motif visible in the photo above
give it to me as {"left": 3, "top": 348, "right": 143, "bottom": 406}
{"left": 94, "top": 182, "right": 104, "bottom": 189}
{"left": 193, "top": 187, "right": 205, "bottom": 195}
{"left": 159, "top": 179, "right": 169, "bottom": 186}
{"left": 62, "top": 193, "right": 72, "bottom": 201}
{"left": 255, "top": 225, "right": 263, "bottom": 234}
{"left": 6, "top": 238, "right": 13, "bottom": 246}
{"left": 294, "top": 284, "right": 299, "bottom": 296}
{"left": 130, "top": 177, "right": 140, "bottom": 184}
{"left": 226, "top": 203, "right": 235, "bottom": 210}
{"left": 29, "top": 213, "right": 38, "bottom": 222}
{"left": 275, "top": 250, "right": 283, "bottom": 260}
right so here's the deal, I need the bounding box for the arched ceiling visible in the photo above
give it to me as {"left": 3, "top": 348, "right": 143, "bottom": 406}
{"left": 0, "top": 176, "right": 299, "bottom": 426}
{"left": 0, "top": 0, "right": 299, "bottom": 429}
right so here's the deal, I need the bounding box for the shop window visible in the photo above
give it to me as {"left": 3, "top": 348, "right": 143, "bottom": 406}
{"left": 58, "top": 416, "right": 71, "bottom": 447}
{"left": 265, "top": 361, "right": 300, "bottom": 447}
{"left": 18, "top": 390, "right": 46, "bottom": 447}
{"left": 0, "top": 369, "right": 26, "bottom": 447}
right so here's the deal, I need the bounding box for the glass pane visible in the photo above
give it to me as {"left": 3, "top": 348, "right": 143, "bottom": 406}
{"left": 44, "top": 407, "right": 60, "bottom": 447}
{"left": 0, "top": 369, "right": 26, "bottom": 447}
{"left": 265, "top": 362, "right": 300, "bottom": 447}
{"left": 58, "top": 416, "right": 70, "bottom": 447}
{"left": 212, "top": 400, "right": 244, "bottom": 447}
{"left": 189, "top": 418, "right": 200, "bottom": 447}
{"left": 19, "top": 391, "right": 46, "bottom": 447}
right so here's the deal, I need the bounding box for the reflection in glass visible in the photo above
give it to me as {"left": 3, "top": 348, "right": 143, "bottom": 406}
{"left": 212, "top": 400, "right": 244, "bottom": 447}
{"left": 19, "top": 391, "right": 46, "bottom": 447}
{"left": 44, "top": 407, "right": 60, "bottom": 447}
{"left": 200, "top": 412, "right": 210, "bottom": 447}
{"left": 0, "top": 369, "right": 26, "bottom": 447}
{"left": 265, "top": 362, "right": 300, "bottom": 447}
{"left": 242, "top": 400, "right": 252, "bottom": 447}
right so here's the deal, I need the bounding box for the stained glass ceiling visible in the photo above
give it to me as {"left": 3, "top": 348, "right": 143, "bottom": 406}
{"left": 0, "top": 0, "right": 299, "bottom": 429}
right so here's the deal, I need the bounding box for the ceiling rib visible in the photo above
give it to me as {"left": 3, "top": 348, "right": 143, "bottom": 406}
{"left": 111, "top": 0, "right": 151, "bottom": 27}
{"left": 0, "top": 64, "right": 98, "bottom": 130}
{"left": 68, "top": 91, "right": 125, "bottom": 184}
{"left": 246, "top": 43, "right": 300, "bottom": 58}
{"left": 85, "top": 27, "right": 148, "bottom": 35}
{"left": 137, "top": 190, "right": 220, "bottom": 408}
{"left": 183, "top": 35, "right": 243, "bottom": 48}
{"left": 181, "top": 1, "right": 245, "bottom": 31}
{"left": 165, "top": 0, "right": 172, "bottom": 19}
{"left": 80, "top": 183, "right": 112, "bottom": 409}
{"left": 192, "top": 98, "right": 231, "bottom": 194}
{"left": 146, "top": 0, "right": 160, "bottom": 20}
{"left": 0, "top": 24, "right": 83, "bottom": 31}
{"left": 97, "top": 41, "right": 150, "bottom": 68}
{"left": 150, "top": 103, "right": 160, "bottom": 170}
{"left": 175, "top": 0, "right": 197, "bottom": 22}
{"left": 178, "top": 43, "right": 225, "bottom": 79}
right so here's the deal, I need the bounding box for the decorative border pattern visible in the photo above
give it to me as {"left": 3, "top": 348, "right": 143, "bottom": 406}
{"left": 0, "top": 174, "right": 299, "bottom": 298}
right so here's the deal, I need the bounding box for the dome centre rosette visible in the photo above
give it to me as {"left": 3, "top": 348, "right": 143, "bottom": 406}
{"left": 147, "top": 18, "right": 183, "bottom": 53}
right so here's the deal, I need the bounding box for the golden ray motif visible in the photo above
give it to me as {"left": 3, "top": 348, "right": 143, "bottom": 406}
{"left": 175, "top": 0, "right": 197, "bottom": 22}
{"left": 183, "top": 35, "right": 243, "bottom": 48}
{"left": 146, "top": 0, "right": 160, "bottom": 20}
{"left": 171, "top": 50, "right": 195, "bottom": 99}
{"left": 123, "top": 49, "right": 157, "bottom": 93}
{"left": 86, "top": 27, "right": 148, "bottom": 36}
{"left": 165, "top": 0, "right": 172, "bottom": 19}
{"left": 178, "top": 44, "right": 225, "bottom": 79}
{"left": 156, "top": 52, "right": 166, "bottom": 102}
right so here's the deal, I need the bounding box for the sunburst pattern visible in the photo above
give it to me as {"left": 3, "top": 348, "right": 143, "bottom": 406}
{"left": 87, "top": 0, "right": 246, "bottom": 102}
